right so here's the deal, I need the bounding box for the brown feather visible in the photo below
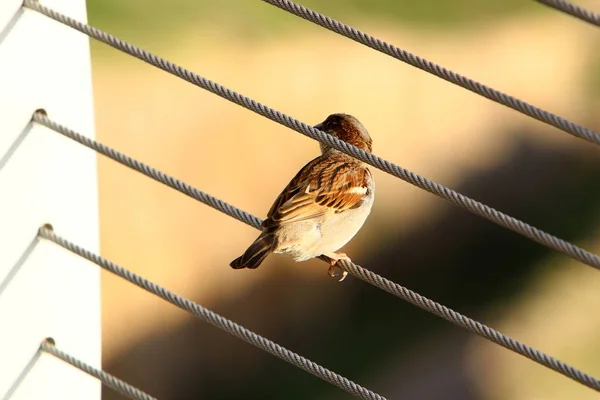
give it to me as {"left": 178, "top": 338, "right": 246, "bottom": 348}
{"left": 261, "top": 153, "right": 371, "bottom": 229}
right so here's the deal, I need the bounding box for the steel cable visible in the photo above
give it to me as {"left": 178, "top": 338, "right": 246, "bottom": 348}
{"left": 40, "top": 340, "right": 158, "bottom": 400}
{"left": 37, "top": 228, "right": 387, "bottom": 400}
{"left": 258, "top": 0, "right": 600, "bottom": 147}
{"left": 19, "top": 0, "right": 600, "bottom": 392}
{"left": 536, "top": 0, "right": 600, "bottom": 27}
{"left": 24, "top": 13, "right": 600, "bottom": 271}
{"left": 32, "top": 115, "right": 600, "bottom": 392}
{"left": 33, "top": 112, "right": 262, "bottom": 230}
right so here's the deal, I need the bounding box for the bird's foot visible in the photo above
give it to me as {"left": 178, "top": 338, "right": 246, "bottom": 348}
{"left": 322, "top": 252, "right": 351, "bottom": 282}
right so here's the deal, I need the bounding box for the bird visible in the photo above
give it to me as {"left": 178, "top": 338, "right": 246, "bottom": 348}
{"left": 230, "top": 113, "right": 374, "bottom": 281}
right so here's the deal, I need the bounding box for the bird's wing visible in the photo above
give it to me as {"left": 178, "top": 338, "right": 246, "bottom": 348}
{"left": 261, "top": 155, "right": 371, "bottom": 229}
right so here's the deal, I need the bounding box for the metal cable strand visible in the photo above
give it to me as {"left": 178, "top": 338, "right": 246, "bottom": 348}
{"left": 38, "top": 228, "right": 386, "bottom": 400}
{"left": 23, "top": 0, "right": 600, "bottom": 149}
{"left": 31, "top": 97, "right": 600, "bottom": 272}
{"left": 30, "top": 113, "right": 600, "bottom": 391}
{"left": 536, "top": 0, "right": 600, "bottom": 27}
{"left": 336, "top": 259, "right": 600, "bottom": 391}
{"left": 258, "top": 0, "right": 600, "bottom": 147}
{"left": 23, "top": 3, "right": 600, "bottom": 270}
{"left": 32, "top": 113, "right": 262, "bottom": 230}
{"left": 20, "top": 0, "right": 600, "bottom": 392}
{"left": 37, "top": 226, "right": 600, "bottom": 393}
{"left": 40, "top": 340, "right": 157, "bottom": 400}
{"left": 30, "top": 114, "right": 600, "bottom": 390}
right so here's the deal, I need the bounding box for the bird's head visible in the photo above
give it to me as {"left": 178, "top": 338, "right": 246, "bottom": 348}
{"left": 313, "top": 113, "right": 372, "bottom": 155}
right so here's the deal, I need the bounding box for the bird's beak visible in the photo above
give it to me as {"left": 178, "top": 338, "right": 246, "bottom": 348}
{"left": 313, "top": 122, "right": 324, "bottom": 131}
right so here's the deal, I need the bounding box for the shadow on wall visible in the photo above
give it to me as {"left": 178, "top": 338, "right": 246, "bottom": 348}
{"left": 102, "top": 126, "right": 600, "bottom": 400}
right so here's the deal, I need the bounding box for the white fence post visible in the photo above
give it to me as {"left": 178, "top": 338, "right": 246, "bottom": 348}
{"left": 0, "top": 0, "right": 101, "bottom": 399}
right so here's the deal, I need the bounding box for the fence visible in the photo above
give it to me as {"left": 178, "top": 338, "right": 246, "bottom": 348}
{"left": 0, "top": 0, "right": 100, "bottom": 399}
{"left": 1, "top": 0, "right": 599, "bottom": 399}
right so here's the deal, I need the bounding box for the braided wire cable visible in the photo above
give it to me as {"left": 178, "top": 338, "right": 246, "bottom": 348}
{"left": 536, "top": 0, "right": 600, "bottom": 27}
{"left": 21, "top": 0, "right": 600, "bottom": 391}
{"left": 259, "top": 0, "right": 600, "bottom": 147}
{"left": 336, "top": 259, "right": 600, "bottom": 391}
{"left": 21, "top": 2, "right": 600, "bottom": 149}
{"left": 32, "top": 115, "right": 600, "bottom": 392}
{"left": 37, "top": 228, "right": 387, "bottom": 400}
{"left": 40, "top": 340, "right": 157, "bottom": 400}
{"left": 23, "top": 2, "right": 600, "bottom": 271}
{"left": 32, "top": 113, "right": 262, "bottom": 230}
{"left": 29, "top": 36, "right": 600, "bottom": 273}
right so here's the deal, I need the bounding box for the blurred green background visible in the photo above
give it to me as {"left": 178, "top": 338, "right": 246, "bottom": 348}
{"left": 87, "top": 1, "right": 600, "bottom": 400}
{"left": 88, "top": 0, "right": 534, "bottom": 29}
{"left": 87, "top": 0, "right": 538, "bottom": 46}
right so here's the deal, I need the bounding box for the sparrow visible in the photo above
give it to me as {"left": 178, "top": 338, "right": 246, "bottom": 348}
{"left": 230, "top": 113, "right": 374, "bottom": 281}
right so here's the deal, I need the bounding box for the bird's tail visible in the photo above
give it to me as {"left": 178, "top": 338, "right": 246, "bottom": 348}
{"left": 230, "top": 233, "right": 275, "bottom": 269}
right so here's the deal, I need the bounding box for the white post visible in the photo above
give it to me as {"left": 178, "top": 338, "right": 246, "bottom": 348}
{"left": 0, "top": 0, "right": 101, "bottom": 399}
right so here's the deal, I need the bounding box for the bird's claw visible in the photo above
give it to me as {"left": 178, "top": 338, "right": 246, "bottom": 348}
{"left": 324, "top": 253, "right": 350, "bottom": 282}
{"left": 328, "top": 265, "right": 348, "bottom": 281}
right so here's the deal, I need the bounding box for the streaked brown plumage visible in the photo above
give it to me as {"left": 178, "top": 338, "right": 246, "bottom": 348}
{"left": 230, "top": 113, "right": 374, "bottom": 281}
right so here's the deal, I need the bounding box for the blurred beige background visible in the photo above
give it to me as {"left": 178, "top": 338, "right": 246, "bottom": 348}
{"left": 88, "top": 1, "right": 600, "bottom": 399}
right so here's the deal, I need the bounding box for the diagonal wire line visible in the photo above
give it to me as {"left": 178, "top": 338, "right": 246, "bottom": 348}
{"left": 259, "top": 0, "right": 600, "bottom": 147}
{"left": 37, "top": 229, "right": 387, "bottom": 400}
{"left": 16, "top": 0, "right": 600, "bottom": 394}
{"left": 40, "top": 339, "right": 157, "bottom": 400}
{"left": 24, "top": 1, "right": 600, "bottom": 272}
{"left": 32, "top": 115, "right": 600, "bottom": 392}
{"left": 535, "top": 0, "right": 600, "bottom": 27}
{"left": 23, "top": 1, "right": 600, "bottom": 272}
{"left": 32, "top": 112, "right": 262, "bottom": 230}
